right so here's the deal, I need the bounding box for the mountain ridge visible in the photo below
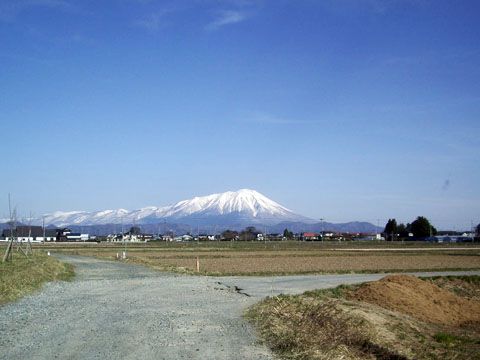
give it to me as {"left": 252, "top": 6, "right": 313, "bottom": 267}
{"left": 0, "top": 189, "right": 380, "bottom": 233}
{"left": 15, "top": 189, "right": 311, "bottom": 227}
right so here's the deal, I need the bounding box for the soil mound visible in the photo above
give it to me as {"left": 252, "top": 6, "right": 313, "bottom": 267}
{"left": 348, "top": 275, "right": 480, "bottom": 326}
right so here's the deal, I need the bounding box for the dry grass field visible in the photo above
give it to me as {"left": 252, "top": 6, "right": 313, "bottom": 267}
{"left": 137, "top": 253, "right": 480, "bottom": 275}
{"left": 36, "top": 241, "right": 480, "bottom": 275}
{"left": 0, "top": 251, "right": 74, "bottom": 304}
{"left": 246, "top": 275, "right": 480, "bottom": 359}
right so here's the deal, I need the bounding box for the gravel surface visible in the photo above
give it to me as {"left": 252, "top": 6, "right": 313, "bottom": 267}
{"left": 216, "top": 270, "right": 480, "bottom": 298}
{"left": 1, "top": 255, "right": 479, "bottom": 359}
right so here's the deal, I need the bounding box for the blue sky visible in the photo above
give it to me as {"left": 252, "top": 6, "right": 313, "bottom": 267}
{"left": 1, "top": 0, "right": 479, "bottom": 230}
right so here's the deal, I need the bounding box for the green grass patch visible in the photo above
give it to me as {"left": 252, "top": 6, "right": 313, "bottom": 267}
{"left": 433, "top": 332, "right": 480, "bottom": 347}
{"left": 0, "top": 251, "right": 74, "bottom": 305}
{"left": 434, "top": 332, "right": 460, "bottom": 346}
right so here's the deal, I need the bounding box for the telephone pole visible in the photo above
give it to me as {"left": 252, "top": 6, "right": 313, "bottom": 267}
{"left": 2, "top": 194, "right": 15, "bottom": 262}
{"left": 320, "top": 218, "right": 324, "bottom": 242}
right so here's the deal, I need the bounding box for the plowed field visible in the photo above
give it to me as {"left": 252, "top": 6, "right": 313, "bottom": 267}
{"left": 47, "top": 243, "right": 480, "bottom": 275}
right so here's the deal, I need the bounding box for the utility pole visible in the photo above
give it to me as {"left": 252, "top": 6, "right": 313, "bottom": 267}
{"left": 121, "top": 216, "right": 126, "bottom": 259}
{"left": 25, "top": 212, "right": 33, "bottom": 255}
{"left": 376, "top": 219, "right": 381, "bottom": 240}
{"left": 164, "top": 220, "right": 166, "bottom": 242}
{"left": 320, "top": 218, "right": 324, "bottom": 242}
{"left": 42, "top": 216, "right": 46, "bottom": 243}
{"left": 3, "top": 194, "right": 15, "bottom": 262}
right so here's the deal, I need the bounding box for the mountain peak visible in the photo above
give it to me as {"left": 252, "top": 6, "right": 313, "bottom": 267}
{"left": 38, "top": 189, "right": 310, "bottom": 227}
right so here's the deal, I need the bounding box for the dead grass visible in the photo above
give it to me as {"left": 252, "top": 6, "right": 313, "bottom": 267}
{"left": 50, "top": 245, "right": 480, "bottom": 275}
{"left": 426, "top": 275, "right": 480, "bottom": 301}
{"left": 146, "top": 254, "right": 480, "bottom": 275}
{"left": 35, "top": 240, "right": 480, "bottom": 251}
{"left": 246, "top": 276, "right": 480, "bottom": 360}
{"left": 0, "top": 251, "right": 74, "bottom": 305}
{"left": 246, "top": 295, "right": 424, "bottom": 359}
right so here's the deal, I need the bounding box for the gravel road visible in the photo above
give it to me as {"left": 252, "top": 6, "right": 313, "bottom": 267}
{"left": 1, "top": 255, "right": 479, "bottom": 360}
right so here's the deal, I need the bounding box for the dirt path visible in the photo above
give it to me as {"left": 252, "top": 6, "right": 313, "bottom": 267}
{"left": 1, "top": 255, "right": 479, "bottom": 360}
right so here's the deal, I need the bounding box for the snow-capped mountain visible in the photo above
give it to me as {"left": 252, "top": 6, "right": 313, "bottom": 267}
{"left": 154, "top": 189, "right": 306, "bottom": 221}
{"left": 35, "top": 189, "right": 312, "bottom": 227}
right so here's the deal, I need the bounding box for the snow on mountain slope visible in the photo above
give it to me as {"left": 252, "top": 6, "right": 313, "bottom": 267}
{"left": 42, "top": 209, "right": 131, "bottom": 226}
{"left": 37, "top": 189, "right": 310, "bottom": 227}
{"left": 156, "top": 189, "right": 298, "bottom": 218}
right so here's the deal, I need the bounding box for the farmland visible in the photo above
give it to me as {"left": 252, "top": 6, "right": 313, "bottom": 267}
{"left": 35, "top": 241, "right": 480, "bottom": 275}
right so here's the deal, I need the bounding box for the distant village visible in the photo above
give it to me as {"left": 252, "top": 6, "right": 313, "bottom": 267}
{"left": 0, "top": 224, "right": 477, "bottom": 244}
{"left": 1, "top": 226, "right": 92, "bottom": 243}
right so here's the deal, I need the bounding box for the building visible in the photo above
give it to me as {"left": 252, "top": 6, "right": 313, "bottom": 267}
{"left": 125, "top": 233, "right": 153, "bottom": 242}
{"left": 161, "top": 235, "right": 174, "bottom": 242}
{"left": 105, "top": 226, "right": 153, "bottom": 242}
{"left": 428, "top": 235, "right": 475, "bottom": 243}
{"left": 1, "top": 226, "right": 57, "bottom": 242}
{"left": 302, "top": 232, "right": 319, "bottom": 241}
{"left": 196, "top": 234, "right": 216, "bottom": 241}
{"left": 181, "top": 234, "right": 193, "bottom": 241}
{"left": 57, "top": 228, "right": 90, "bottom": 242}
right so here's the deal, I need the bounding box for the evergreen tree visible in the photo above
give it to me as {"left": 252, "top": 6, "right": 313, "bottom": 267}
{"left": 128, "top": 226, "right": 141, "bottom": 235}
{"left": 410, "top": 216, "right": 437, "bottom": 238}
{"left": 239, "top": 227, "right": 258, "bottom": 241}
{"left": 221, "top": 230, "right": 238, "bottom": 241}
{"left": 397, "top": 223, "right": 407, "bottom": 237}
{"left": 406, "top": 223, "right": 412, "bottom": 234}
{"left": 383, "top": 219, "right": 397, "bottom": 241}
{"left": 283, "top": 228, "right": 293, "bottom": 239}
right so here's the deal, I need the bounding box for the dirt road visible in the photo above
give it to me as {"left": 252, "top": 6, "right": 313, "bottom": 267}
{"left": 1, "top": 255, "right": 479, "bottom": 359}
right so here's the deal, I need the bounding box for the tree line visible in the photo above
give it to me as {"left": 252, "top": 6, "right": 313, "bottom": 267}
{"left": 221, "top": 227, "right": 295, "bottom": 241}
{"left": 383, "top": 216, "right": 438, "bottom": 241}
{"left": 221, "top": 226, "right": 260, "bottom": 241}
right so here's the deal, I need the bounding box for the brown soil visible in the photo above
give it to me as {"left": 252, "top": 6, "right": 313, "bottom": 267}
{"left": 348, "top": 275, "right": 480, "bottom": 327}
{"left": 132, "top": 254, "right": 480, "bottom": 275}
{"left": 55, "top": 245, "right": 480, "bottom": 275}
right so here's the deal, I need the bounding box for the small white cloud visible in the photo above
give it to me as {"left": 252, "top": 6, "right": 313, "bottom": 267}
{"left": 206, "top": 10, "right": 247, "bottom": 31}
